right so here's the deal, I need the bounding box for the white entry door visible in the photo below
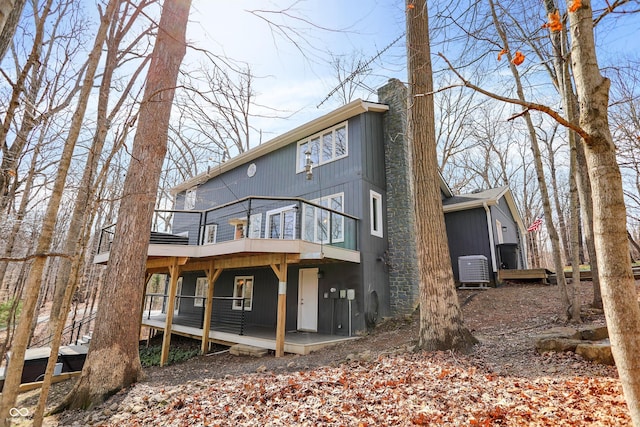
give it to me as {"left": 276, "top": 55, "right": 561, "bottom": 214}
{"left": 297, "top": 268, "right": 318, "bottom": 332}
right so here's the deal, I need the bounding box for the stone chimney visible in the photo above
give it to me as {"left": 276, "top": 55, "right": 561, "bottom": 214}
{"left": 377, "top": 79, "right": 419, "bottom": 316}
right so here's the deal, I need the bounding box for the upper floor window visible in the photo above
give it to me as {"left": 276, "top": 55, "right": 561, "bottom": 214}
{"left": 184, "top": 187, "right": 197, "bottom": 210}
{"left": 203, "top": 224, "right": 217, "bottom": 245}
{"left": 296, "top": 122, "right": 348, "bottom": 172}
{"left": 265, "top": 205, "right": 297, "bottom": 240}
{"left": 303, "top": 193, "right": 344, "bottom": 244}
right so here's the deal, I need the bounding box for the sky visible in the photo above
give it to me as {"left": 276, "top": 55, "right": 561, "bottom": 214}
{"left": 186, "top": 0, "right": 407, "bottom": 137}
{"left": 183, "top": 0, "right": 640, "bottom": 142}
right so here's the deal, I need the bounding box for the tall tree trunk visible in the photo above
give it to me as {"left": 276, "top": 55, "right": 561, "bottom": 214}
{"left": 406, "top": 0, "right": 476, "bottom": 352}
{"left": 0, "top": 0, "right": 116, "bottom": 423}
{"left": 0, "top": 0, "right": 49, "bottom": 217}
{"left": 569, "top": 1, "right": 640, "bottom": 424}
{"left": 0, "top": 132, "right": 42, "bottom": 292}
{"left": 0, "top": 0, "right": 25, "bottom": 61}
{"left": 57, "top": 0, "right": 191, "bottom": 410}
{"left": 542, "top": 0, "right": 602, "bottom": 311}
{"left": 568, "top": 130, "right": 582, "bottom": 321}
{"left": 543, "top": 128, "right": 571, "bottom": 264}
{"left": 488, "top": 0, "right": 576, "bottom": 322}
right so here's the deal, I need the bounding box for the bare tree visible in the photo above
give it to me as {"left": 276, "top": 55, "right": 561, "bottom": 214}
{"left": 57, "top": 0, "right": 191, "bottom": 410}
{"left": 48, "top": 0, "right": 155, "bottom": 334}
{"left": 0, "top": 0, "right": 118, "bottom": 422}
{"left": 0, "top": 0, "right": 26, "bottom": 60}
{"left": 568, "top": 1, "right": 640, "bottom": 422}
{"left": 407, "top": 0, "right": 476, "bottom": 352}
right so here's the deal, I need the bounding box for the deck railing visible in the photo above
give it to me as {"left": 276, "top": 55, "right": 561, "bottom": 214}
{"left": 97, "top": 196, "right": 359, "bottom": 255}
{"left": 143, "top": 293, "right": 247, "bottom": 335}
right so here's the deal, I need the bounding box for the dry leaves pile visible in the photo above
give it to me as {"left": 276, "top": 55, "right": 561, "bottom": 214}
{"left": 87, "top": 350, "right": 629, "bottom": 427}
{"left": 35, "top": 283, "right": 636, "bottom": 426}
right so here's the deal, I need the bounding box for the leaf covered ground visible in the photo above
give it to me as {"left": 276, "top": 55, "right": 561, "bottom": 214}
{"left": 26, "top": 282, "right": 637, "bottom": 426}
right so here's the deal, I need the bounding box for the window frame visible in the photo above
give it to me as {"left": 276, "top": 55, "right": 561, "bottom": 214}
{"left": 194, "top": 277, "right": 207, "bottom": 307}
{"left": 370, "top": 190, "right": 383, "bottom": 238}
{"left": 265, "top": 205, "right": 297, "bottom": 240}
{"left": 248, "top": 213, "right": 262, "bottom": 238}
{"left": 303, "top": 192, "right": 345, "bottom": 244}
{"left": 202, "top": 224, "right": 217, "bottom": 245}
{"left": 232, "top": 276, "right": 254, "bottom": 311}
{"left": 296, "top": 121, "right": 348, "bottom": 173}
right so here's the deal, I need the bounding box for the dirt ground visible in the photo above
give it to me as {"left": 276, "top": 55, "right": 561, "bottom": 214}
{"left": 13, "top": 280, "right": 637, "bottom": 426}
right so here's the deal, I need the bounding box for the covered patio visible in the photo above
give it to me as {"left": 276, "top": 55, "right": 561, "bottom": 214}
{"left": 141, "top": 313, "right": 358, "bottom": 355}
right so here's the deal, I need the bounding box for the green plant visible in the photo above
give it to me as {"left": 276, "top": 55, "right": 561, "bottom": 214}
{"left": 138, "top": 345, "right": 199, "bottom": 367}
{"left": 0, "top": 299, "right": 22, "bottom": 328}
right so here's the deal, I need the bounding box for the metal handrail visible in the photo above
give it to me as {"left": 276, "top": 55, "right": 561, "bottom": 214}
{"left": 29, "top": 312, "right": 97, "bottom": 348}
{"left": 98, "top": 195, "right": 360, "bottom": 254}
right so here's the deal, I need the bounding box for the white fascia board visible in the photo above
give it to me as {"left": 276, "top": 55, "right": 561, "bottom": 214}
{"left": 442, "top": 198, "right": 497, "bottom": 213}
{"left": 171, "top": 100, "right": 389, "bottom": 196}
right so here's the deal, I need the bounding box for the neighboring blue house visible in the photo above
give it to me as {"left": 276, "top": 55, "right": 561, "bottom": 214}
{"left": 95, "top": 79, "right": 526, "bottom": 363}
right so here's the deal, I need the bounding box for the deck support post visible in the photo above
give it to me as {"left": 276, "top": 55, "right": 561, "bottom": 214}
{"left": 139, "top": 273, "right": 154, "bottom": 327}
{"left": 160, "top": 257, "right": 181, "bottom": 367}
{"left": 201, "top": 262, "right": 222, "bottom": 355}
{"left": 271, "top": 254, "right": 288, "bottom": 357}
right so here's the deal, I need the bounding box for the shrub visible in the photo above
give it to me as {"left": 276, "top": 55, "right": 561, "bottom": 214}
{"left": 139, "top": 345, "right": 199, "bottom": 367}
{"left": 0, "top": 299, "right": 22, "bottom": 328}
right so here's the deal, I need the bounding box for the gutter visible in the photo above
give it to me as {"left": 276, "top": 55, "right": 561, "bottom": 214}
{"left": 483, "top": 202, "right": 498, "bottom": 273}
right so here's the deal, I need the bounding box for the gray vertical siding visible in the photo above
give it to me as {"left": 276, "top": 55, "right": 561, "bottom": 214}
{"left": 444, "top": 208, "right": 492, "bottom": 282}
{"left": 168, "top": 110, "right": 389, "bottom": 335}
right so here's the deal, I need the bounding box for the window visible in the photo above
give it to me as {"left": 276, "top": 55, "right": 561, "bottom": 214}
{"left": 370, "top": 190, "right": 383, "bottom": 238}
{"left": 194, "top": 277, "right": 207, "bottom": 307}
{"left": 303, "top": 193, "right": 344, "bottom": 243}
{"left": 265, "top": 205, "right": 297, "bottom": 240}
{"left": 184, "top": 187, "right": 197, "bottom": 210}
{"left": 248, "top": 213, "right": 262, "bottom": 238}
{"left": 232, "top": 276, "right": 253, "bottom": 311}
{"left": 496, "top": 220, "right": 504, "bottom": 244}
{"left": 203, "top": 224, "right": 217, "bottom": 244}
{"left": 296, "top": 122, "right": 348, "bottom": 172}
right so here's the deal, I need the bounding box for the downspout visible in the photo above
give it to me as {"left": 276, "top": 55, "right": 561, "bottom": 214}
{"left": 483, "top": 202, "right": 498, "bottom": 274}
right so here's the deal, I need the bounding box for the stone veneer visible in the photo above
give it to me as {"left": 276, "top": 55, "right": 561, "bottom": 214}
{"left": 377, "top": 79, "right": 419, "bottom": 316}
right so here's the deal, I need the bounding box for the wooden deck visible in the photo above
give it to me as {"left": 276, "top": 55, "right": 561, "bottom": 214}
{"left": 498, "top": 268, "right": 553, "bottom": 284}
{"left": 498, "top": 266, "right": 640, "bottom": 285}
{"left": 559, "top": 267, "right": 640, "bottom": 281}
{"left": 142, "top": 314, "right": 359, "bottom": 355}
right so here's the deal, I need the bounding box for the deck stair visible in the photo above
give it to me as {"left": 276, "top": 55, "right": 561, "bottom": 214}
{"left": 229, "top": 344, "right": 269, "bottom": 357}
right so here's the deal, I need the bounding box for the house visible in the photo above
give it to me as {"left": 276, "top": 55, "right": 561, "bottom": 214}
{"left": 95, "top": 79, "right": 526, "bottom": 364}
{"left": 441, "top": 186, "right": 528, "bottom": 285}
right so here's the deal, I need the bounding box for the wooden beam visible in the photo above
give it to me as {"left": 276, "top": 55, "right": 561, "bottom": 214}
{"left": 160, "top": 257, "right": 180, "bottom": 367}
{"left": 274, "top": 254, "right": 287, "bottom": 357}
{"left": 146, "top": 256, "right": 189, "bottom": 271}
{"left": 18, "top": 372, "right": 81, "bottom": 393}
{"left": 201, "top": 262, "right": 223, "bottom": 355}
{"left": 180, "top": 253, "right": 301, "bottom": 273}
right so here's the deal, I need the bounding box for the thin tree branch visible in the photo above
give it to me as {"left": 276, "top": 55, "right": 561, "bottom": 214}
{"left": 0, "top": 252, "right": 72, "bottom": 262}
{"left": 437, "top": 52, "right": 591, "bottom": 144}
